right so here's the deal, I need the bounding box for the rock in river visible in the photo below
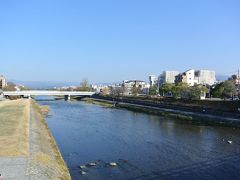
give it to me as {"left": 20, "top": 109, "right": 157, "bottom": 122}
{"left": 80, "top": 171, "right": 87, "bottom": 175}
{"left": 79, "top": 165, "right": 86, "bottom": 169}
{"left": 109, "top": 162, "right": 117, "bottom": 167}
{"left": 88, "top": 162, "right": 97, "bottom": 167}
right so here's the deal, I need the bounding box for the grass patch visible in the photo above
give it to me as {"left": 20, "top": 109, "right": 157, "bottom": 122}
{"left": 0, "top": 100, "right": 30, "bottom": 157}
{"left": 118, "top": 103, "right": 194, "bottom": 121}
{"left": 83, "top": 98, "right": 114, "bottom": 107}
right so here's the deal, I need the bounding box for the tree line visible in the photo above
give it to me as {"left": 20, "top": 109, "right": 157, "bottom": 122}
{"left": 148, "top": 77, "right": 238, "bottom": 100}
{"left": 149, "top": 83, "right": 208, "bottom": 100}
{"left": 211, "top": 79, "right": 237, "bottom": 99}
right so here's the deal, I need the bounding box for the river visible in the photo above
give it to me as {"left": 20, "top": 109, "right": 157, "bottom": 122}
{"left": 38, "top": 100, "right": 240, "bottom": 180}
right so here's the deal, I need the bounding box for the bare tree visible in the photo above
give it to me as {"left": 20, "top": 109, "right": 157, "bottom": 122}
{"left": 77, "top": 79, "right": 91, "bottom": 91}
{"left": 2, "top": 82, "right": 16, "bottom": 91}
{"left": 131, "top": 85, "right": 142, "bottom": 96}
{"left": 100, "top": 87, "right": 110, "bottom": 96}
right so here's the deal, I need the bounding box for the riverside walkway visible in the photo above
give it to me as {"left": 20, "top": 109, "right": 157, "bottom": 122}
{"left": 0, "top": 100, "right": 71, "bottom": 179}
{"left": 0, "top": 158, "right": 27, "bottom": 180}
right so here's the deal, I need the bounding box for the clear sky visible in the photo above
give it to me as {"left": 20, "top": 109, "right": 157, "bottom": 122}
{"left": 0, "top": 0, "right": 239, "bottom": 83}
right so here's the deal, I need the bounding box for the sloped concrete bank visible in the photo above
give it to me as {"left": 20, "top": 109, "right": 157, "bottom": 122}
{"left": 83, "top": 98, "right": 240, "bottom": 127}
{"left": 27, "top": 101, "right": 71, "bottom": 179}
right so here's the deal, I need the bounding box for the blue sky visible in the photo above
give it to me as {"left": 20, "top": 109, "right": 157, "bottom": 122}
{"left": 0, "top": 0, "right": 239, "bottom": 83}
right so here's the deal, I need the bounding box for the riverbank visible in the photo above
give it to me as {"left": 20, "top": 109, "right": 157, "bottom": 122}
{"left": 82, "top": 98, "right": 114, "bottom": 107}
{"left": 83, "top": 97, "right": 240, "bottom": 127}
{"left": 0, "top": 99, "right": 71, "bottom": 179}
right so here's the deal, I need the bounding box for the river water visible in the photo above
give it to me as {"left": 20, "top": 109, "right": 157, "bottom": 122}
{"left": 38, "top": 100, "right": 240, "bottom": 180}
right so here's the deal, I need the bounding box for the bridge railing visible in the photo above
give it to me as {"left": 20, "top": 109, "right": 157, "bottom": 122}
{"left": 3, "top": 90, "right": 96, "bottom": 96}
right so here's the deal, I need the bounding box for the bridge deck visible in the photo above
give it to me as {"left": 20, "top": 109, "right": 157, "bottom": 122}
{"left": 3, "top": 91, "right": 95, "bottom": 96}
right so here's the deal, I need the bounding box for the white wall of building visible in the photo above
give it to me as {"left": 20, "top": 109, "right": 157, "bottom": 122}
{"left": 176, "top": 69, "right": 216, "bottom": 86}
{"left": 149, "top": 75, "right": 158, "bottom": 86}
{"left": 123, "top": 80, "right": 149, "bottom": 95}
{"left": 196, "top": 70, "right": 216, "bottom": 85}
{"left": 0, "top": 75, "right": 7, "bottom": 89}
{"left": 159, "top": 71, "right": 179, "bottom": 85}
{"left": 184, "top": 69, "right": 196, "bottom": 86}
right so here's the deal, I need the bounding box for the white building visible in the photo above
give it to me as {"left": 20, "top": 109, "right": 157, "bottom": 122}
{"left": 0, "top": 75, "right": 7, "bottom": 89}
{"left": 92, "top": 85, "right": 110, "bottom": 94}
{"left": 158, "top": 71, "right": 179, "bottom": 85}
{"left": 175, "top": 69, "right": 216, "bottom": 86}
{"left": 175, "top": 69, "right": 197, "bottom": 86}
{"left": 234, "top": 75, "right": 240, "bottom": 85}
{"left": 123, "top": 80, "right": 149, "bottom": 89}
{"left": 195, "top": 70, "right": 216, "bottom": 86}
{"left": 149, "top": 75, "right": 158, "bottom": 86}
{"left": 123, "top": 80, "right": 149, "bottom": 95}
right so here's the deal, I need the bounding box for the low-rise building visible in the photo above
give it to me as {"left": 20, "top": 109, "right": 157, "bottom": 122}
{"left": 123, "top": 80, "right": 148, "bottom": 89}
{"left": 233, "top": 75, "right": 240, "bottom": 85}
{"left": 0, "top": 75, "right": 7, "bottom": 89}
{"left": 123, "top": 80, "right": 149, "bottom": 95}
{"left": 92, "top": 85, "right": 110, "bottom": 95}
{"left": 231, "top": 74, "right": 240, "bottom": 96}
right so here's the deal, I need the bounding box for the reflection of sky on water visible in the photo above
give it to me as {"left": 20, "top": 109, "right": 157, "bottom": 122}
{"left": 38, "top": 100, "right": 240, "bottom": 180}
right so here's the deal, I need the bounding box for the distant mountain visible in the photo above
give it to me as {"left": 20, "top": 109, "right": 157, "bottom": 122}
{"left": 9, "top": 80, "right": 122, "bottom": 89}
{"left": 10, "top": 80, "right": 80, "bottom": 89}
{"left": 93, "top": 81, "right": 122, "bottom": 86}
{"left": 216, "top": 75, "right": 229, "bottom": 81}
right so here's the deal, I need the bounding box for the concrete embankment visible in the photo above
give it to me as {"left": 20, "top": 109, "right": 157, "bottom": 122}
{"left": 0, "top": 99, "right": 71, "bottom": 180}
{"left": 83, "top": 97, "right": 240, "bottom": 127}
{"left": 28, "top": 101, "right": 71, "bottom": 179}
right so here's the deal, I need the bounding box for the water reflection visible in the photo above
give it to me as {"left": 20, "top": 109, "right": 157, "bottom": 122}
{"left": 38, "top": 100, "right": 240, "bottom": 179}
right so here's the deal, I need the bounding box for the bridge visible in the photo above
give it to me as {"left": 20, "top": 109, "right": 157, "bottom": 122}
{"left": 3, "top": 91, "right": 96, "bottom": 100}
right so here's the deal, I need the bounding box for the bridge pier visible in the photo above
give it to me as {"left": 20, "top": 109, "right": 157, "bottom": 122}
{"left": 64, "top": 95, "right": 71, "bottom": 101}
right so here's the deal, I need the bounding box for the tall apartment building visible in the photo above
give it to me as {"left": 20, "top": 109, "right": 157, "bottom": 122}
{"left": 0, "top": 75, "right": 7, "bottom": 89}
{"left": 195, "top": 70, "right": 216, "bottom": 86}
{"left": 175, "top": 69, "right": 197, "bottom": 86}
{"left": 175, "top": 69, "right": 216, "bottom": 86}
{"left": 158, "top": 71, "right": 179, "bottom": 85}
